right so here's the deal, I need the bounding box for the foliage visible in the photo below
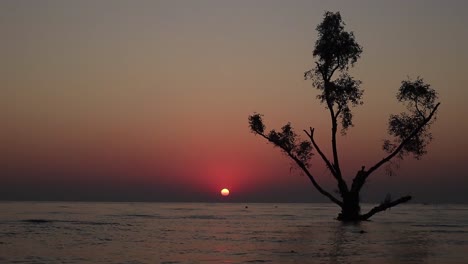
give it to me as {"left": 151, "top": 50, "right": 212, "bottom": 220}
{"left": 304, "top": 11, "right": 364, "bottom": 134}
{"left": 313, "top": 11, "right": 362, "bottom": 73}
{"left": 248, "top": 11, "right": 440, "bottom": 221}
{"left": 383, "top": 78, "right": 438, "bottom": 159}
{"left": 249, "top": 114, "right": 313, "bottom": 167}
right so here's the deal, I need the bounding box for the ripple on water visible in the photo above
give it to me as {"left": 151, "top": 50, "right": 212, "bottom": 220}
{"left": 183, "top": 215, "right": 226, "bottom": 220}
{"left": 1, "top": 202, "right": 467, "bottom": 264}
{"left": 124, "top": 214, "right": 160, "bottom": 218}
{"left": 21, "top": 219, "right": 120, "bottom": 226}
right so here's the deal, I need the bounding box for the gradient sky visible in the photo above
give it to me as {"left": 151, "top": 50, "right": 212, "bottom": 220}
{"left": 1, "top": 0, "right": 467, "bottom": 202}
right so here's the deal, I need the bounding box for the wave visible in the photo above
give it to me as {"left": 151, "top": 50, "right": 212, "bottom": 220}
{"left": 21, "top": 219, "right": 120, "bottom": 226}
{"left": 125, "top": 214, "right": 160, "bottom": 218}
{"left": 183, "top": 215, "right": 226, "bottom": 220}
{"left": 411, "top": 224, "right": 466, "bottom": 228}
{"left": 427, "top": 230, "right": 468, "bottom": 234}
{"left": 171, "top": 208, "right": 197, "bottom": 211}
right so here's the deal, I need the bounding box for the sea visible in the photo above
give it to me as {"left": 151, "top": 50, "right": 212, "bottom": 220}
{"left": 0, "top": 202, "right": 467, "bottom": 264}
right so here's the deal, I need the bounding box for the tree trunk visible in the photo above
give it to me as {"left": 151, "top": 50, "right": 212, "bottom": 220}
{"left": 337, "top": 191, "right": 361, "bottom": 221}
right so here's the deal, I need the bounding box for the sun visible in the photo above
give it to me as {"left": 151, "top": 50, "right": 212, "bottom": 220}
{"left": 220, "top": 188, "right": 230, "bottom": 196}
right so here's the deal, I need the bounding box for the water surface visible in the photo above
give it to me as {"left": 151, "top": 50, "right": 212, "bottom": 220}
{"left": 0, "top": 202, "right": 466, "bottom": 263}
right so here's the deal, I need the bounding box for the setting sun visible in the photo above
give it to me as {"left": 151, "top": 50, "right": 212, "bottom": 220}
{"left": 220, "top": 188, "right": 230, "bottom": 196}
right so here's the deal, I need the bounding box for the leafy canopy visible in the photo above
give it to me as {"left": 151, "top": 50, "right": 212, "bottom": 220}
{"left": 305, "top": 11, "right": 364, "bottom": 134}
{"left": 384, "top": 78, "right": 439, "bottom": 159}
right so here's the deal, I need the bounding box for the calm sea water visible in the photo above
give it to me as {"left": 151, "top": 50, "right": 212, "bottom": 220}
{"left": 0, "top": 202, "right": 467, "bottom": 264}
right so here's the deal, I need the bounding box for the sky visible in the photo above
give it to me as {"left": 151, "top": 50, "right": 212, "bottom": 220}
{"left": 1, "top": 0, "right": 467, "bottom": 203}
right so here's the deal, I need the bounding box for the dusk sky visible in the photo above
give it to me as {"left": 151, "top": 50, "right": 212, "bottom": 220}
{"left": 1, "top": 0, "right": 467, "bottom": 202}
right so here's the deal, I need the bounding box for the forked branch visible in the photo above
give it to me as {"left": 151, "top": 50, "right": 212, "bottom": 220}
{"left": 304, "top": 127, "right": 349, "bottom": 194}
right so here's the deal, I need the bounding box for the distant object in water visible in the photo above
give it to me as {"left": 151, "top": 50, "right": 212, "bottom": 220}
{"left": 245, "top": 206, "right": 248, "bottom": 209}
{"left": 23, "top": 219, "right": 51, "bottom": 224}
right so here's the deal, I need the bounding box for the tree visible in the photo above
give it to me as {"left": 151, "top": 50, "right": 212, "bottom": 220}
{"left": 248, "top": 11, "right": 440, "bottom": 221}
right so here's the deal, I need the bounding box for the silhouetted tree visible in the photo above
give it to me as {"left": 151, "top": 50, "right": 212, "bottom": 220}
{"left": 248, "top": 11, "right": 440, "bottom": 221}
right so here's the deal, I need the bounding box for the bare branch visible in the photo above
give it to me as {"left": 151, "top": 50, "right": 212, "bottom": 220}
{"left": 286, "top": 151, "right": 343, "bottom": 207}
{"left": 360, "top": 195, "right": 412, "bottom": 220}
{"left": 304, "top": 127, "right": 336, "bottom": 176}
{"left": 334, "top": 107, "right": 342, "bottom": 120}
{"left": 256, "top": 131, "right": 343, "bottom": 207}
{"left": 329, "top": 108, "right": 347, "bottom": 192}
{"left": 324, "top": 85, "right": 342, "bottom": 175}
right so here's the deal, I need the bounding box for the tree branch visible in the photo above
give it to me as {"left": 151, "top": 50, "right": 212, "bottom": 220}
{"left": 328, "top": 64, "right": 341, "bottom": 82}
{"left": 414, "top": 98, "right": 426, "bottom": 119}
{"left": 321, "top": 79, "right": 349, "bottom": 196}
{"left": 315, "top": 62, "right": 325, "bottom": 79}
{"left": 328, "top": 101, "right": 348, "bottom": 194}
{"left": 364, "top": 102, "right": 440, "bottom": 181}
{"left": 286, "top": 152, "right": 343, "bottom": 207}
{"left": 257, "top": 132, "right": 343, "bottom": 207}
{"left": 304, "top": 127, "right": 337, "bottom": 177}
{"left": 350, "top": 166, "right": 367, "bottom": 193}
{"left": 304, "top": 126, "right": 349, "bottom": 202}
{"left": 360, "top": 195, "right": 412, "bottom": 220}
{"left": 334, "top": 107, "right": 342, "bottom": 120}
